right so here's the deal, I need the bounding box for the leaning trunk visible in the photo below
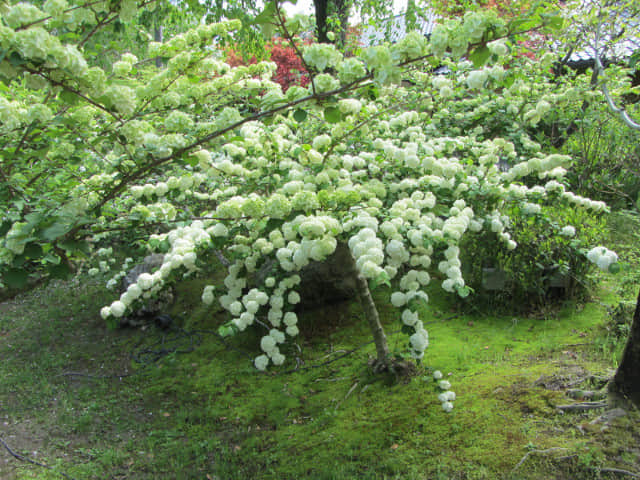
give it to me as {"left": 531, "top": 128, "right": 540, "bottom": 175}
{"left": 343, "top": 244, "right": 390, "bottom": 367}
{"left": 609, "top": 286, "right": 640, "bottom": 407}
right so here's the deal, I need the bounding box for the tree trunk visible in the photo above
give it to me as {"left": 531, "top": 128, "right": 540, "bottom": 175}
{"left": 314, "top": 0, "right": 330, "bottom": 44}
{"left": 333, "top": 0, "right": 350, "bottom": 48}
{"left": 609, "top": 286, "right": 640, "bottom": 407}
{"left": 154, "top": 24, "right": 163, "bottom": 68}
{"left": 343, "top": 245, "right": 390, "bottom": 368}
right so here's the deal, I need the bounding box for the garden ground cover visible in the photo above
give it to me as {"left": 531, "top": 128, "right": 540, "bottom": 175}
{"left": 1, "top": 214, "right": 639, "bottom": 479}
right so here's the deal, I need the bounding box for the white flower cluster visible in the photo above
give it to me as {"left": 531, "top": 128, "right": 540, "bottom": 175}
{"left": 338, "top": 99, "right": 362, "bottom": 116}
{"left": 303, "top": 43, "right": 343, "bottom": 72}
{"left": 403, "top": 308, "right": 429, "bottom": 359}
{"left": 201, "top": 285, "right": 215, "bottom": 305}
{"left": 586, "top": 246, "right": 618, "bottom": 272}
{"left": 348, "top": 228, "right": 385, "bottom": 279}
{"left": 433, "top": 370, "right": 455, "bottom": 412}
{"left": 442, "top": 206, "right": 474, "bottom": 241}
{"left": 505, "top": 154, "right": 570, "bottom": 182}
{"left": 100, "top": 222, "right": 211, "bottom": 320}
{"left": 438, "top": 245, "right": 467, "bottom": 294}
{"left": 112, "top": 53, "right": 138, "bottom": 77}
{"left": 105, "top": 257, "right": 134, "bottom": 290}
{"left": 562, "top": 192, "right": 607, "bottom": 212}
{"left": 254, "top": 328, "right": 287, "bottom": 370}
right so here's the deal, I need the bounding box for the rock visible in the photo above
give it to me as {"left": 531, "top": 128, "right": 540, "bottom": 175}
{"left": 120, "top": 254, "right": 174, "bottom": 326}
{"left": 253, "top": 242, "right": 358, "bottom": 311}
{"left": 296, "top": 242, "right": 358, "bottom": 311}
{"left": 589, "top": 408, "right": 627, "bottom": 425}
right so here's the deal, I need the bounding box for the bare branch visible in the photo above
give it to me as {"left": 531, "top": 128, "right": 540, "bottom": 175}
{"left": 593, "top": 8, "right": 640, "bottom": 130}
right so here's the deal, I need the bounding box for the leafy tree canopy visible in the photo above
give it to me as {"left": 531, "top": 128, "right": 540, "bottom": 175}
{"left": 0, "top": 0, "right": 625, "bottom": 409}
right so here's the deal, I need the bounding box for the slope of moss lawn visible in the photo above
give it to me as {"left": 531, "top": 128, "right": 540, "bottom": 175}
{"left": 1, "top": 272, "right": 639, "bottom": 479}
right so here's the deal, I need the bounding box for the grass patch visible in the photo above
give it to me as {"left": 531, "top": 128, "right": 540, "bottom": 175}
{"left": 1, "top": 256, "right": 639, "bottom": 479}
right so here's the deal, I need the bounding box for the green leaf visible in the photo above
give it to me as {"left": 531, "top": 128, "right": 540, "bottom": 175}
{"left": 58, "top": 239, "right": 90, "bottom": 255}
{"left": 41, "top": 221, "right": 72, "bottom": 241}
{"left": 470, "top": 45, "right": 491, "bottom": 68}
{"left": 0, "top": 221, "right": 11, "bottom": 237}
{"left": 4, "top": 268, "right": 28, "bottom": 289}
{"left": 253, "top": 1, "right": 276, "bottom": 25}
{"left": 508, "top": 18, "right": 539, "bottom": 34}
{"left": 12, "top": 255, "right": 28, "bottom": 267}
{"left": 547, "top": 15, "right": 564, "bottom": 30}
{"left": 457, "top": 286, "right": 472, "bottom": 298}
{"left": 42, "top": 253, "right": 61, "bottom": 265}
{"left": 293, "top": 109, "right": 307, "bottom": 122}
{"left": 218, "top": 323, "right": 239, "bottom": 337}
{"left": 401, "top": 324, "right": 415, "bottom": 335}
{"left": 23, "top": 243, "right": 43, "bottom": 259}
{"left": 59, "top": 90, "right": 79, "bottom": 105}
{"left": 49, "top": 262, "right": 71, "bottom": 279}
{"left": 261, "top": 22, "right": 276, "bottom": 39}
{"left": 608, "top": 262, "right": 621, "bottom": 274}
{"left": 324, "top": 106, "right": 342, "bottom": 124}
{"left": 8, "top": 51, "right": 25, "bottom": 66}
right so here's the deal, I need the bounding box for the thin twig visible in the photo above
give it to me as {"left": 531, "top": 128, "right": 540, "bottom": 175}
{"left": 57, "top": 371, "right": 131, "bottom": 380}
{"left": 0, "top": 437, "right": 78, "bottom": 480}
{"left": 23, "top": 66, "right": 121, "bottom": 121}
{"left": 335, "top": 380, "right": 360, "bottom": 410}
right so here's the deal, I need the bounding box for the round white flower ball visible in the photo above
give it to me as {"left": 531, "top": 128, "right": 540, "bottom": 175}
{"left": 390, "top": 292, "right": 406, "bottom": 307}
{"left": 110, "top": 301, "right": 126, "bottom": 318}
{"left": 288, "top": 291, "right": 301, "bottom": 305}
{"left": 254, "top": 355, "right": 269, "bottom": 371}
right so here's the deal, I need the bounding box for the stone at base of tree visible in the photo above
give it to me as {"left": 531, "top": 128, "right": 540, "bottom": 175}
{"left": 120, "top": 253, "right": 174, "bottom": 327}
{"left": 482, "top": 267, "right": 506, "bottom": 291}
{"left": 297, "top": 242, "right": 358, "bottom": 310}
{"left": 588, "top": 407, "right": 627, "bottom": 425}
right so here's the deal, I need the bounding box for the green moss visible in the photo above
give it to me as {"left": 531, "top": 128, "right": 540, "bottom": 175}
{"left": 1, "top": 269, "right": 639, "bottom": 480}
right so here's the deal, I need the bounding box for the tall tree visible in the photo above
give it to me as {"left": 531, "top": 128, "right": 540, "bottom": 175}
{"left": 568, "top": 0, "right": 640, "bottom": 407}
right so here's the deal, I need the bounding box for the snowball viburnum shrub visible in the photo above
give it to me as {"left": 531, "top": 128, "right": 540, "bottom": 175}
{"left": 0, "top": 1, "right": 617, "bottom": 411}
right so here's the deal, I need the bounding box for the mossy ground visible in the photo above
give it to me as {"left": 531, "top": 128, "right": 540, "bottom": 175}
{"left": 1, "top": 213, "right": 639, "bottom": 479}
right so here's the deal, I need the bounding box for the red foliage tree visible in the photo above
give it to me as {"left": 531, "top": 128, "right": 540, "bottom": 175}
{"left": 268, "top": 40, "right": 310, "bottom": 91}
{"left": 225, "top": 40, "right": 309, "bottom": 92}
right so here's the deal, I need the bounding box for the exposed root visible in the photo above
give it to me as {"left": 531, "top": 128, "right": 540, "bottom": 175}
{"left": 0, "top": 436, "right": 77, "bottom": 480}
{"left": 567, "top": 388, "right": 608, "bottom": 401}
{"left": 512, "top": 445, "right": 640, "bottom": 478}
{"left": 565, "top": 374, "right": 611, "bottom": 389}
{"left": 368, "top": 356, "right": 416, "bottom": 377}
{"left": 512, "top": 447, "right": 569, "bottom": 472}
{"left": 598, "top": 467, "right": 640, "bottom": 478}
{"left": 556, "top": 401, "right": 608, "bottom": 412}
